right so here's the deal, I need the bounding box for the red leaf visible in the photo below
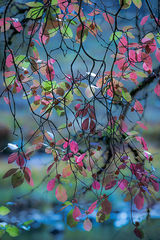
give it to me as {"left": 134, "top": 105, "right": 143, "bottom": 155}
{"left": 82, "top": 118, "right": 89, "bottom": 130}
{"left": 8, "top": 153, "right": 18, "bottom": 164}
{"left": 47, "top": 162, "right": 55, "bottom": 174}
{"left": 73, "top": 206, "right": 81, "bottom": 221}
{"left": 16, "top": 154, "right": 25, "bottom": 167}
{"left": 70, "top": 141, "right": 79, "bottom": 154}
{"left": 89, "top": 120, "right": 96, "bottom": 133}
{"left": 155, "top": 48, "right": 160, "bottom": 62}
{"left": 23, "top": 167, "right": 34, "bottom": 187}
{"left": 134, "top": 227, "right": 144, "bottom": 239}
{"left": 47, "top": 178, "right": 56, "bottom": 191}
{"left": 134, "top": 191, "right": 144, "bottom": 210}
{"left": 101, "top": 198, "right": 112, "bottom": 215}
{"left": 2, "top": 168, "right": 18, "bottom": 179}
{"left": 74, "top": 103, "right": 81, "bottom": 111}
{"left": 88, "top": 201, "right": 97, "bottom": 214}
{"left": 92, "top": 180, "right": 100, "bottom": 190}
{"left": 154, "top": 83, "right": 160, "bottom": 96}
{"left": 151, "top": 179, "right": 159, "bottom": 192}
{"left": 134, "top": 100, "right": 143, "bottom": 114}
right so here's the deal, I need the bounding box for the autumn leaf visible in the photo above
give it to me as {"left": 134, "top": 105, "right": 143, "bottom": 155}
{"left": 83, "top": 218, "right": 92, "bottom": 231}
{"left": 55, "top": 184, "right": 67, "bottom": 202}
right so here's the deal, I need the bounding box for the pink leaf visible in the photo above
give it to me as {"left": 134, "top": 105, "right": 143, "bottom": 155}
{"left": 118, "top": 36, "right": 128, "bottom": 54}
{"left": 103, "top": 13, "right": 114, "bottom": 25}
{"left": 4, "top": 96, "right": 10, "bottom": 105}
{"left": 16, "top": 154, "right": 25, "bottom": 167}
{"left": 134, "top": 100, "right": 143, "bottom": 114}
{"left": 118, "top": 179, "right": 128, "bottom": 190}
{"left": 47, "top": 178, "right": 56, "bottom": 191}
{"left": 155, "top": 48, "right": 160, "bottom": 62}
{"left": 121, "top": 120, "right": 128, "bottom": 133}
{"left": 55, "top": 184, "right": 67, "bottom": 202}
{"left": 142, "top": 54, "right": 152, "bottom": 72}
{"left": 92, "top": 180, "right": 100, "bottom": 190}
{"left": 75, "top": 153, "right": 86, "bottom": 163}
{"left": 73, "top": 206, "right": 81, "bottom": 221}
{"left": 154, "top": 83, "right": 160, "bottom": 96}
{"left": 70, "top": 141, "right": 79, "bottom": 154}
{"left": 140, "top": 15, "right": 149, "bottom": 26}
{"left": 136, "top": 121, "right": 148, "bottom": 130}
{"left": 134, "top": 191, "right": 144, "bottom": 210}
{"left": 12, "top": 21, "right": 23, "bottom": 32}
{"left": 88, "top": 201, "right": 97, "bottom": 214}
{"left": 83, "top": 218, "right": 92, "bottom": 231}
{"left": 129, "top": 50, "right": 136, "bottom": 66}
{"left": 130, "top": 72, "right": 138, "bottom": 85}
{"left": 82, "top": 118, "right": 89, "bottom": 130}
{"left": 75, "top": 103, "right": 81, "bottom": 111}
{"left": 6, "top": 54, "right": 13, "bottom": 68}
{"left": 135, "top": 136, "right": 148, "bottom": 150}
{"left": 62, "top": 153, "right": 73, "bottom": 161}
{"left": 8, "top": 153, "right": 18, "bottom": 164}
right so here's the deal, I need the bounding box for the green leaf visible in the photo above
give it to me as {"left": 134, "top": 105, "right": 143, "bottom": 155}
{"left": 0, "top": 229, "right": 5, "bottom": 237}
{"left": 132, "top": 0, "right": 142, "bottom": 8}
{"left": 48, "top": 27, "right": 59, "bottom": 37}
{"left": 55, "top": 106, "right": 65, "bottom": 116}
{"left": 119, "top": 0, "right": 132, "bottom": 9}
{"left": 61, "top": 24, "right": 73, "bottom": 39}
{"left": 67, "top": 209, "right": 78, "bottom": 228}
{"left": 26, "top": 2, "right": 43, "bottom": 7}
{"left": 0, "top": 206, "right": 10, "bottom": 216}
{"left": 109, "top": 31, "right": 122, "bottom": 41}
{"left": 51, "top": 0, "right": 58, "bottom": 5}
{"left": 58, "top": 123, "right": 66, "bottom": 130}
{"left": 156, "top": 33, "right": 160, "bottom": 45}
{"left": 11, "top": 171, "right": 24, "bottom": 188}
{"left": 42, "top": 81, "right": 58, "bottom": 91}
{"left": 23, "top": 220, "right": 34, "bottom": 226}
{"left": 64, "top": 201, "right": 73, "bottom": 206}
{"left": 6, "top": 225, "right": 19, "bottom": 237}
{"left": 126, "top": 31, "right": 135, "bottom": 39}
{"left": 122, "top": 89, "right": 132, "bottom": 102}
{"left": 5, "top": 76, "right": 16, "bottom": 86}
{"left": 15, "top": 55, "right": 25, "bottom": 64}
{"left": 79, "top": 83, "right": 87, "bottom": 88}
{"left": 136, "top": 71, "right": 147, "bottom": 78}
{"left": 64, "top": 91, "right": 73, "bottom": 105}
{"left": 73, "top": 88, "right": 82, "bottom": 96}
{"left": 26, "top": 7, "right": 44, "bottom": 19}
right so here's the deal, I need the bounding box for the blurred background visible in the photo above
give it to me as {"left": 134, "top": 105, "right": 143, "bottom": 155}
{"left": 0, "top": 0, "right": 160, "bottom": 239}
